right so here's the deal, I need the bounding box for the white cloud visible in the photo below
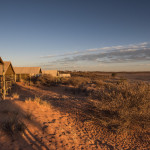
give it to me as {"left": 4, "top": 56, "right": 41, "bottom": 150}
{"left": 40, "top": 42, "right": 150, "bottom": 59}
{"left": 39, "top": 42, "right": 150, "bottom": 71}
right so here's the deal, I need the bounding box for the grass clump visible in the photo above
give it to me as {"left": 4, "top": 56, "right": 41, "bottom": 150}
{"left": 25, "top": 97, "right": 32, "bottom": 102}
{"left": 67, "top": 77, "right": 91, "bottom": 87}
{"left": 1, "top": 116, "right": 26, "bottom": 135}
{"left": 93, "top": 79, "right": 105, "bottom": 87}
{"left": 25, "top": 97, "right": 50, "bottom": 107}
{"left": 25, "top": 112, "right": 33, "bottom": 120}
{"left": 12, "top": 93, "right": 19, "bottom": 99}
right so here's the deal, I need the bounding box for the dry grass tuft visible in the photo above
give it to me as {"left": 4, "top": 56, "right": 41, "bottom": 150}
{"left": 67, "top": 77, "right": 91, "bottom": 87}
{"left": 93, "top": 79, "right": 105, "bottom": 87}
{"left": 25, "top": 97, "right": 32, "bottom": 102}
{"left": 25, "top": 97, "right": 50, "bottom": 107}
{"left": 12, "top": 93, "right": 19, "bottom": 99}
{"left": 25, "top": 112, "right": 33, "bottom": 120}
{"left": 0, "top": 115, "right": 26, "bottom": 135}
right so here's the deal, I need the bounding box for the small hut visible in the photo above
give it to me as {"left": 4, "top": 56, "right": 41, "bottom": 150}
{"left": 59, "top": 73, "right": 71, "bottom": 78}
{"left": 42, "top": 70, "right": 58, "bottom": 77}
{"left": 14, "top": 67, "right": 42, "bottom": 81}
{"left": 0, "top": 61, "right": 16, "bottom": 98}
{"left": 0, "top": 57, "right": 4, "bottom": 99}
{"left": 0, "top": 57, "right": 4, "bottom": 81}
{"left": 0, "top": 61, "right": 16, "bottom": 82}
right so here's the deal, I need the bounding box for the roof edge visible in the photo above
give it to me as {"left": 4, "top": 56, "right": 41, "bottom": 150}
{"left": 0, "top": 57, "right": 4, "bottom": 64}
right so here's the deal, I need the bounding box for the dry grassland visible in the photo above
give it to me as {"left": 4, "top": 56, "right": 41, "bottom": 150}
{"left": 0, "top": 72, "right": 150, "bottom": 149}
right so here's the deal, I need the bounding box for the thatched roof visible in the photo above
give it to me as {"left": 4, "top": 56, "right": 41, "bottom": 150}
{"left": 14, "top": 67, "right": 42, "bottom": 75}
{"left": 0, "top": 57, "right": 4, "bottom": 64}
{"left": 42, "top": 70, "right": 58, "bottom": 77}
{"left": 0, "top": 61, "right": 15, "bottom": 75}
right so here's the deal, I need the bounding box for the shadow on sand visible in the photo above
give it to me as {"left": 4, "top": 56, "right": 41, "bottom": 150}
{"left": 0, "top": 98, "right": 49, "bottom": 150}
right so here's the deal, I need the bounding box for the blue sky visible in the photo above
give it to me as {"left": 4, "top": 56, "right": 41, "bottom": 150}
{"left": 0, "top": 0, "right": 150, "bottom": 71}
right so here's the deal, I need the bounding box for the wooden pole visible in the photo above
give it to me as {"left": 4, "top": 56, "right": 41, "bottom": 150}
{"left": 29, "top": 74, "right": 31, "bottom": 86}
{"left": 2, "top": 64, "right": 5, "bottom": 100}
{"left": 19, "top": 74, "right": 21, "bottom": 82}
{"left": 15, "top": 74, "right": 16, "bottom": 82}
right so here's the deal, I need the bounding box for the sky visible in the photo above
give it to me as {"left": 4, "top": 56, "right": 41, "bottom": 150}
{"left": 0, "top": 0, "right": 150, "bottom": 71}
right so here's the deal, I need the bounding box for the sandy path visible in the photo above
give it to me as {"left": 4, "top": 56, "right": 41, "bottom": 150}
{"left": 16, "top": 100, "right": 97, "bottom": 150}
{"left": 0, "top": 83, "right": 103, "bottom": 150}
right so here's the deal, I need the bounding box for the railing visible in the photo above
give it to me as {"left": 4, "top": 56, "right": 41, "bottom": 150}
{"left": 0, "top": 81, "right": 13, "bottom": 97}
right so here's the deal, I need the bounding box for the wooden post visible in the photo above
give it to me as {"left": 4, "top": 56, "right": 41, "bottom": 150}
{"left": 15, "top": 74, "right": 16, "bottom": 82}
{"left": 2, "top": 64, "right": 5, "bottom": 100}
{"left": 29, "top": 74, "right": 31, "bottom": 86}
{"left": 19, "top": 74, "right": 21, "bottom": 82}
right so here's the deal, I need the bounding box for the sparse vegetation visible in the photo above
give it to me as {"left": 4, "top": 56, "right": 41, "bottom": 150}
{"left": 111, "top": 72, "right": 117, "bottom": 77}
{"left": 3, "top": 71, "right": 149, "bottom": 149}
{"left": 93, "top": 79, "right": 105, "bottom": 87}
{"left": 67, "top": 77, "right": 91, "bottom": 87}
{"left": 55, "top": 72, "right": 150, "bottom": 138}
{"left": 12, "top": 93, "right": 19, "bottom": 99}
{"left": 31, "top": 74, "right": 58, "bottom": 87}
{"left": 29, "top": 72, "right": 150, "bottom": 136}
{"left": 25, "top": 97, "right": 50, "bottom": 107}
{"left": 90, "top": 81, "right": 150, "bottom": 135}
{"left": 1, "top": 115, "right": 26, "bottom": 135}
{"left": 25, "top": 112, "right": 33, "bottom": 120}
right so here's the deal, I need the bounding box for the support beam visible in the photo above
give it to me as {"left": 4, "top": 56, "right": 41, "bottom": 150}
{"left": 15, "top": 74, "right": 16, "bottom": 82}
{"left": 29, "top": 74, "right": 31, "bottom": 86}
{"left": 19, "top": 74, "right": 21, "bottom": 82}
{"left": 2, "top": 64, "right": 5, "bottom": 100}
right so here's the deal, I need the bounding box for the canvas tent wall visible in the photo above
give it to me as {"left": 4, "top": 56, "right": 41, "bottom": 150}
{"left": 0, "top": 61, "right": 16, "bottom": 82}
{"left": 0, "top": 57, "right": 4, "bottom": 98}
{"left": 0, "top": 61, "right": 16, "bottom": 98}
{"left": 59, "top": 73, "right": 71, "bottom": 78}
{"left": 0, "top": 57, "right": 4, "bottom": 64}
{"left": 0, "top": 57, "right": 4, "bottom": 82}
{"left": 14, "top": 67, "right": 42, "bottom": 81}
{"left": 0, "top": 58, "right": 15, "bottom": 99}
{"left": 42, "top": 70, "right": 58, "bottom": 77}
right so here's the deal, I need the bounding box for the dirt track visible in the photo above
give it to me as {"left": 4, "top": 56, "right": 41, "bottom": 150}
{"left": 0, "top": 83, "right": 108, "bottom": 150}
{"left": 0, "top": 83, "right": 149, "bottom": 150}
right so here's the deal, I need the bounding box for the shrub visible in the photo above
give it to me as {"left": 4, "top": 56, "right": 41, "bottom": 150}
{"left": 25, "top": 112, "right": 33, "bottom": 120}
{"left": 112, "top": 73, "right": 117, "bottom": 77}
{"left": 67, "top": 77, "right": 91, "bottom": 87}
{"left": 59, "top": 77, "right": 70, "bottom": 85}
{"left": 31, "top": 74, "right": 58, "bottom": 87}
{"left": 1, "top": 117, "right": 26, "bottom": 135}
{"left": 93, "top": 79, "right": 105, "bottom": 87}
{"left": 91, "top": 81, "right": 150, "bottom": 133}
